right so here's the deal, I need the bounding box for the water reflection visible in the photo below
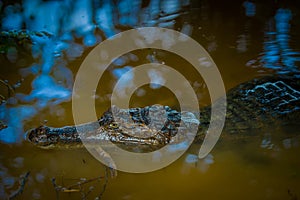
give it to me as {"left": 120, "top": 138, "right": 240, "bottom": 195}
{"left": 0, "top": 0, "right": 193, "bottom": 144}
{"left": 183, "top": 153, "right": 214, "bottom": 173}
{"left": 1, "top": 1, "right": 300, "bottom": 199}
{"left": 247, "top": 7, "right": 300, "bottom": 74}
{"left": 0, "top": 0, "right": 299, "bottom": 145}
{"left": 243, "top": 1, "right": 256, "bottom": 17}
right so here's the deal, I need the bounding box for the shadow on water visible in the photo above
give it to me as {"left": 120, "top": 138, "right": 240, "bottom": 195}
{"left": 1, "top": 0, "right": 300, "bottom": 199}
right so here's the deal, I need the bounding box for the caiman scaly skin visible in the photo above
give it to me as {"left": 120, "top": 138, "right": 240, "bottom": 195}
{"left": 2, "top": 30, "right": 299, "bottom": 150}
{"left": 26, "top": 75, "right": 300, "bottom": 151}
{"left": 26, "top": 105, "right": 185, "bottom": 151}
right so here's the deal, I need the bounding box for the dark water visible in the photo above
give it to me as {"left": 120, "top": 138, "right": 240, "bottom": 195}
{"left": 1, "top": 0, "right": 300, "bottom": 199}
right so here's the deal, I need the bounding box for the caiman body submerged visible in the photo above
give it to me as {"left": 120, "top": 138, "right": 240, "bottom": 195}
{"left": 26, "top": 75, "right": 300, "bottom": 151}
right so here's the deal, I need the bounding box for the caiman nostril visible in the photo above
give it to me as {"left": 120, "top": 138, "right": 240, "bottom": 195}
{"left": 25, "top": 129, "right": 35, "bottom": 142}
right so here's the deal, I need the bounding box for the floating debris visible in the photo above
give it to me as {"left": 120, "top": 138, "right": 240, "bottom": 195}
{"left": 8, "top": 171, "right": 30, "bottom": 200}
{"left": 51, "top": 167, "right": 110, "bottom": 200}
{"left": 0, "top": 78, "right": 24, "bottom": 105}
{"left": 0, "top": 120, "right": 8, "bottom": 131}
{"left": 288, "top": 189, "right": 298, "bottom": 200}
{"left": 0, "top": 30, "right": 52, "bottom": 54}
{"left": 0, "top": 79, "right": 15, "bottom": 100}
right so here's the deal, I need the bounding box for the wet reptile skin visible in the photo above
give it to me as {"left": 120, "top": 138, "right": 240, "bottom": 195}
{"left": 2, "top": 31, "right": 299, "bottom": 151}
{"left": 26, "top": 75, "right": 300, "bottom": 151}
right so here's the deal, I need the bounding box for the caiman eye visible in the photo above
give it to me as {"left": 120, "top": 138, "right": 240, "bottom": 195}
{"left": 109, "top": 122, "right": 119, "bottom": 129}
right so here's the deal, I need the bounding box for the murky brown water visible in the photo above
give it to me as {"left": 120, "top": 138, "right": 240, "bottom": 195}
{"left": 1, "top": 0, "right": 300, "bottom": 199}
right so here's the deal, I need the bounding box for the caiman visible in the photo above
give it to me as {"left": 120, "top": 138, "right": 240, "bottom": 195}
{"left": 2, "top": 30, "right": 300, "bottom": 151}
{"left": 26, "top": 75, "right": 300, "bottom": 151}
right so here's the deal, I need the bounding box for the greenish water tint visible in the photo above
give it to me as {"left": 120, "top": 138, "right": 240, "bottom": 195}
{"left": 1, "top": 0, "right": 300, "bottom": 199}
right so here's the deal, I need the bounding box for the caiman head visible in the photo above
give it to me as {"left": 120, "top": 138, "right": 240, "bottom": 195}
{"left": 26, "top": 105, "right": 200, "bottom": 152}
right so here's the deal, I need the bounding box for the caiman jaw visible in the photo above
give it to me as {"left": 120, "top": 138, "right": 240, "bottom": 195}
{"left": 26, "top": 126, "right": 58, "bottom": 148}
{"left": 25, "top": 104, "right": 201, "bottom": 151}
{"left": 26, "top": 124, "right": 171, "bottom": 151}
{"left": 26, "top": 125, "right": 82, "bottom": 149}
{"left": 26, "top": 126, "right": 49, "bottom": 144}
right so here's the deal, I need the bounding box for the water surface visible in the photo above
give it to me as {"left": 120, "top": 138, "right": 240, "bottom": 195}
{"left": 0, "top": 0, "right": 300, "bottom": 199}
